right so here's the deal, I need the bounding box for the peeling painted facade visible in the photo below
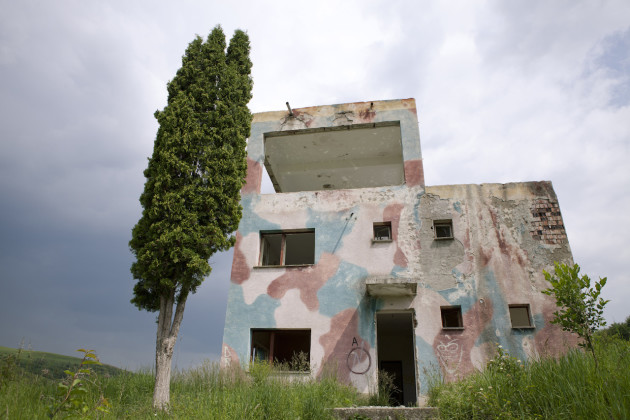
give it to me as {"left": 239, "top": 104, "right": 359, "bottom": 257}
{"left": 221, "top": 98, "right": 576, "bottom": 404}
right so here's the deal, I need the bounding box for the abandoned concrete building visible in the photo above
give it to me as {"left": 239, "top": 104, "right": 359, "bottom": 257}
{"left": 221, "top": 98, "right": 576, "bottom": 405}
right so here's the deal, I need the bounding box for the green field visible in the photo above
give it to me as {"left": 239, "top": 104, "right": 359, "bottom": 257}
{"left": 1, "top": 337, "right": 629, "bottom": 419}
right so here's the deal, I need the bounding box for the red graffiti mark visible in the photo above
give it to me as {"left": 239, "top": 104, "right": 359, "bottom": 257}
{"left": 242, "top": 158, "right": 262, "bottom": 194}
{"left": 231, "top": 232, "right": 251, "bottom": 284}
{"left": 266, "top": 253, "right": 340, "bottom": 311}
{"left": 404, "top": 159, "right": 424, "bottom": 187}
{"left": 318, "top": 308, "right": 370, "bottom": 383}
{"left": 433, "top": 299, "right": 494, "bottom": 382}
{"left": 384, "top": 203, "right": 408, "bottom": 267}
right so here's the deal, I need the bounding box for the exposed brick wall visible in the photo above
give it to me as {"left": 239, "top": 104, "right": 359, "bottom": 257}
{"left": 530, "top": 199, "right": 567, "bottom": 244}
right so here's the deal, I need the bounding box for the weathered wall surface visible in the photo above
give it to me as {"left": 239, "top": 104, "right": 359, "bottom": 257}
{"left": 221, "top": 99, "right": 576, "bottom": 398}
{"left": 414, "top": 182, "right": 576, "bottom": 389}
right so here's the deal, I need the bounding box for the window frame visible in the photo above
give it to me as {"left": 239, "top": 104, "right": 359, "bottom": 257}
{"left": 433, "top": 219, "right": 454, "bottom": 240}
{"left": 250, "top": 328, "right": 311, "bottom": 372}
{"left": 440, "top": 305, "right": 464, "bottom": 329}
{"left": 372, "top": 222, "right": 393, "bottom": 242}
{"left": 258, "top": 229, "right": 315, "bottom": 267}
{"left": 509, "top": 304, "right": 534, "bottom": 329}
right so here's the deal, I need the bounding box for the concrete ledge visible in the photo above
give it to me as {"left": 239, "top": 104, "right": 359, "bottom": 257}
{"left": 365, "top": 276, "right": 417, "bottom": 297}
{"left": 331, "top": 406, "right": 439, "bottom": 420}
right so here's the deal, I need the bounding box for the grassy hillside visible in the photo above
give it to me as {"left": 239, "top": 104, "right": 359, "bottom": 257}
{"left": 0, "top": 346, "right": 124, "bottom": 379}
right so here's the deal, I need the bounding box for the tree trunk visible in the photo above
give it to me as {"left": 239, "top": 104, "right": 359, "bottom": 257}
{"left": 152, "top": 290, "right": 187, "bottom": 410}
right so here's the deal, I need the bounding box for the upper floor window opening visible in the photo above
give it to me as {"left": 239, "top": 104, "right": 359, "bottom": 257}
{"left": 373, "top": 222, "right": 392, "bottom": 242}
{"left": 259, "top": 230, "right": 315, "bottom": 266}
{"left": 433, "top": 220, "right": 453, "bottom": 240}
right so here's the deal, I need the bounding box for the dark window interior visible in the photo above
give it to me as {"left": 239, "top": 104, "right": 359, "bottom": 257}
{"left": 509, "top": 305, "right": 532, "bottom": 327}
{"left": 441, "top": 306, "right": 463, "bottom": 328}
{"left": 251, "top": 329, "right": 311, "bottom": 371}
{"left": 373, "top": 222, "right": 392, "bottom": 241}
{"left": 261, "top": 234, "right": 282, "bottom": 266}
{"left": 260, "top": 230, "right": 315, "bottom": 266}
{"left": 434, "top": 221, "right": 453, "bottom": 239}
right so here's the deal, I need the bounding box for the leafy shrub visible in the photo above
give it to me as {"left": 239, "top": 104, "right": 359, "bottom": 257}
{"left": 47, "top": 349, "right": 110, "bottom": 418}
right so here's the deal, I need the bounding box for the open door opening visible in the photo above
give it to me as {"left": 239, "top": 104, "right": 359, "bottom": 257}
{"left": 376, "top": 311, "right": 417, "bottom": 406}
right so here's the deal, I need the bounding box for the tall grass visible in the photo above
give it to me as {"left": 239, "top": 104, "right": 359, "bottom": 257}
{"left": 428, "top": 336, "right": 630, "bottom": 419}
{"left": 0, "top": 356, "right": 364, "bottom": 419}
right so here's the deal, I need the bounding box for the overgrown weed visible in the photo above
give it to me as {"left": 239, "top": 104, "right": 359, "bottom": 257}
{"left": 428, "top": 337, "right": 630, "bottom": 419}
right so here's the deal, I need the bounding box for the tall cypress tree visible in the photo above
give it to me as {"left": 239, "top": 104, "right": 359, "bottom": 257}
{"left": 129, "top": 26, "right": 252, "bottom": 409}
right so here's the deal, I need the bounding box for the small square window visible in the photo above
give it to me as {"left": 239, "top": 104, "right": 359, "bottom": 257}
{"left": 441, "top": 306, "right": 463, "bottom": 328}
{"left": 434, "top": 220, "right": 453, "bottom": 239}
{"left": 373, "top": 222, "right": 392, "bottom": 242}
{"left": 509, "top": 304, "right": 533, "bottom": 328}
{"left": 260, "top": 230, "right": 315, "bottom": 266}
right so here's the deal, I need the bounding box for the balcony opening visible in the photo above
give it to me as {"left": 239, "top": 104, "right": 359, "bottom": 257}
{"left": 263, "top": 122, "right": 404, "bottom": 193}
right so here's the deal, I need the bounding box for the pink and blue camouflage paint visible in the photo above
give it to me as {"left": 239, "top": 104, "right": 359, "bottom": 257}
{"left": 221, "top": 99, "right": 576, "bottom": 403}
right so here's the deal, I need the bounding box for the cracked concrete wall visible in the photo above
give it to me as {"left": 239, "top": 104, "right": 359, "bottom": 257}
{"left": 221, "top": 99, "right": 576, "bottom": 400}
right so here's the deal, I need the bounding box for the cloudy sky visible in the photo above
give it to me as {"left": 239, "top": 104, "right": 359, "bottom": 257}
{"left": 1, "top": 0, "right": 629, "bottom": 370}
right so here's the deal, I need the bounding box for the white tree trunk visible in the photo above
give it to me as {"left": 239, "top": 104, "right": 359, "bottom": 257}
{"left": 153, "top": 291, "right": 187, "bottom": 410}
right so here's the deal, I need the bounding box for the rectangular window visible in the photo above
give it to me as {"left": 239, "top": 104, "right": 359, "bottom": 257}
{"left": 251, "top": 329, "right": 311, "bottom": 371}
{"left": 441, "top": 306, "right": 463, "bottom": 328}
{"left": 509, "top": 304, "right": 533, "bottom": 328}
{"left": 373, "top": 222, "right": 392, "bottom": 242}
{"left": 260, "top": 230, "right": 315, "bottom": 266}
{"left": 434, "top": 220, "right": 453, "bottom": 240}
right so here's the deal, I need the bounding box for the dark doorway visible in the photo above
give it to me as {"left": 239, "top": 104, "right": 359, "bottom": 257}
{"left": 380, "top": 361, "right": 404, "bottom": 405}
{"left": 376, "top": 312, "right": 417, "bottom": 406}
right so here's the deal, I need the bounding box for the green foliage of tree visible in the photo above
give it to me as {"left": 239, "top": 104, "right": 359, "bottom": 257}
{"left": 542, "top": 263, "right": 609, "bottom": 365}
{"left": 598, "top": 315, "right": 630, "bottom": 341}
{"left": 129, "top": 25, "right": 252, "bottom": 409}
